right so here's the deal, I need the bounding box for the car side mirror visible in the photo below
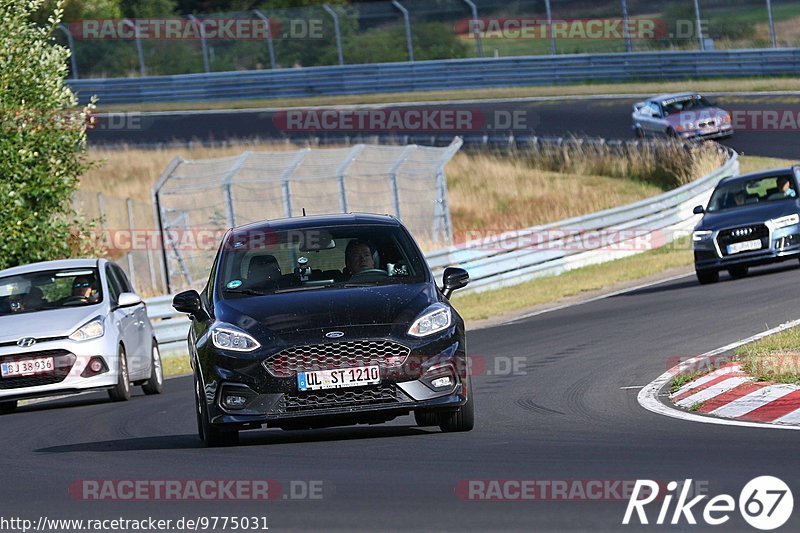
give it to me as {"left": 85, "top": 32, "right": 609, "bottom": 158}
{"left": 693, "top": 205, "right": 705, "bottom": 215}
{"left": 116, "top": 292, "right": 142, "bottom": 309}
{"left": 442, "top": 267, "right": 469, "bottom": 298}
{"left": 173, "top": 290, "right": 207, "bottom": 320}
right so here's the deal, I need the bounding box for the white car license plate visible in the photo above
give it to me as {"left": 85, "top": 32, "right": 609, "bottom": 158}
{"left": 1, "top": 357, "right": 55, "bottom": 378}
{"left": 727, "top": 239, "right": 762, "bottom": 254}
{"left": 297, "top": 365, "right": 380, "bottom": 391}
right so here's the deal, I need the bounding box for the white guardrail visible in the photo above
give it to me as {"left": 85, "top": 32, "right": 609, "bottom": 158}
{"left": 148, "top": 148, "right": 739, "bottom": 356}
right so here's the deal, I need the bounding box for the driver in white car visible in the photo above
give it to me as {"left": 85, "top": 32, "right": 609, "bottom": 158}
{"left": 71, "top": 275, "right": 101, "bottom": 304}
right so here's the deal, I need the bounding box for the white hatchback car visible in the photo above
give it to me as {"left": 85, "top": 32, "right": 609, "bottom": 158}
{"left": 0, "top": 258, "right": 162, "bottom": 414}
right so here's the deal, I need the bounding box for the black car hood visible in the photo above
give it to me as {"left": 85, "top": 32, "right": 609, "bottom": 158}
{"left": 696, "top": 199, "right": 800, "bottom": 231}
{"left": 215, "top": 283, "right": 437, "bottom": 336}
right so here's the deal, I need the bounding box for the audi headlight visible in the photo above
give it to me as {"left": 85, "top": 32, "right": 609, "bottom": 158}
{"left": 771, "top": 214, "right": 800, "bottom": 229}
{"left": 408, "top": 305, "right": 452, "bottom": 337}
{"left": 211, "top": 324, "right": 261, "bottom": 352}
{"left": 692, "top": 230, "right": 713, "bottom": 242}
{"left": 69, "top": 317, "right": 104, "bottom": 342}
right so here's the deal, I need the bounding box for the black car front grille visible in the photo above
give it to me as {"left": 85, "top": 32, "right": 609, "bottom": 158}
{"left": 283, "top": 384, "right": 402, "bottom": 413}
{"left": 0, "top": 350, "right": 76, "bottom": 389}
{"left": 265, "top": 340, "right": 410, "bottom": 378}
{"left": 717, "top": 224, "right": 769, "bottom": 256}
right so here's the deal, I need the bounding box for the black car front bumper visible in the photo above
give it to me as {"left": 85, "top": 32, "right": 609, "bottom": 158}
{"left": 196, "top": 330, "right": 469, "bottom": 430}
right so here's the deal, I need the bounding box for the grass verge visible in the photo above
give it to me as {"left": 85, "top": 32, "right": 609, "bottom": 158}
{"left": 737, "top": 327, "right": 800, "bottom": 385}
{"left": 95, "top": 77, "right": 800, "bottom": 113}
{"left": 162, "top": 353, "right": 192, "bottom": 378}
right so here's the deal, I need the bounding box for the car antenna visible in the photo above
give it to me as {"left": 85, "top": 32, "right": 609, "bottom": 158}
{"left": 302, "top": 208, "right": 307, "bottom": 217}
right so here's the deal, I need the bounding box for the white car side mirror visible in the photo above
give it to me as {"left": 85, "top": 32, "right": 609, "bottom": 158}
{"left": 117, "top": 292, "right": 142, "bottom": 308}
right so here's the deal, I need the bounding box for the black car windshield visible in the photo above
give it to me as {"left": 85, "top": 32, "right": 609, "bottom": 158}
{"left": 661, "top": 95, "right": 713, "bottom": 115}
{"left": 707, "top": 174, "right": 798, "bottom": 212}
{"left": 0, "top": 268, "right": 103, "bottom": 317}
{"left": 218, "top": 225, "right": 427, "bottom": 297}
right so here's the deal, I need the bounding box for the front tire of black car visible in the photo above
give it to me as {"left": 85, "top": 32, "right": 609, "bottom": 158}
{"left": 696, "top": 269, "right": 719, "bottom": 285}
{"left": 194, "top": 371, "right": 239, "bottom": 447}
{"left": 414, "top": 410, "right": 439, "bottom": 427}
{"left": 728, "top": 266, "right": 749, "bottom": 279}
{"left": 0, "top": 401, "right": 18, "bottom": 415}
{"left": 438, "top": 379, "right": 475, "bottom": 433}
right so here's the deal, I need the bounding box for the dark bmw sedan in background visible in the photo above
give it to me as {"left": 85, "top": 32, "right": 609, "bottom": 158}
{"left": 692, "top": 167, "right": 800, "bottom": 284}
{"left": 174, "top": 213, "right": 472, "bottom": 446}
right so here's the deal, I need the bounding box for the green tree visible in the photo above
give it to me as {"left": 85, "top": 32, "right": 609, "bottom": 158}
{"left": 0, "top": 0, "right": 93, "bottom": 269}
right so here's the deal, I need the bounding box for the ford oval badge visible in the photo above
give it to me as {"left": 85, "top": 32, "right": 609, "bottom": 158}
{"left": 325, "top": 331, "right": 345, "bottom": 339}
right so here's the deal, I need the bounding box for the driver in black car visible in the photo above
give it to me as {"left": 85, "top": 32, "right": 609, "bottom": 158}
{"left": 344, "top": 239, "right": 376, "bottom": 276}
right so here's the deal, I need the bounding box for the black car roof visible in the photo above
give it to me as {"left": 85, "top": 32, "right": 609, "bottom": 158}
{"left": 717, "top": 167, "right": 796, "bottom": 186}
{"left": 232, "top": 213, "right": 401, "bottom": 234}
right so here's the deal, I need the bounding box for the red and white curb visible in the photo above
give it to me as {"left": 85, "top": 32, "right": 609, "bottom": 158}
{"left": 638, "top": 318, "right": 800, "bottom": 431}
{"left": 670, "top": 362, "right": 800, "bottom": 424}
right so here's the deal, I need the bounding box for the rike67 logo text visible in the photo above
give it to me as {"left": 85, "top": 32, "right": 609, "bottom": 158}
{"left": 623, "top": 477, "right": 793, "bottom": 530}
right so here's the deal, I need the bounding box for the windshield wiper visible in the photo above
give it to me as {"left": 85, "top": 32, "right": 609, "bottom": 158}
{"left": 273, "top": 284, "right": 334, "bottom": 294}
{"left": 223, "top": 288, "right": 268, "bottom": 296}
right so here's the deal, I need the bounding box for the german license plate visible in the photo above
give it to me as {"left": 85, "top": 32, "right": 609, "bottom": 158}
{"left": 727, "top": 239, "right": 762, "bottom": 254}
{"left": 297, "top": 365, "right": 380, "bottom": 391}
{"left": 1, "top": 357, "right": 54, "bottom": 378}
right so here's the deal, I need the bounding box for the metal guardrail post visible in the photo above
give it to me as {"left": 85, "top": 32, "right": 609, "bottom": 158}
{"left": 253, "top": 10, "right": 277, "bottom": 69}
{"left": 125, "top": 198, "right": 138, "bottom": 290}
{"left": 188, "top": 15, "right": 210, "bottom": 73}
{"left": 462, "top": 0, "right": 483, "bottom": 58}
{"left": 387, "top": 145, "right": 416, "bottom": 219}
{"left": 334, "top": 145, "right": 365, "bottom": 213}
{"left": 392, "top": 0, "right": 414, "bottom": 63}
{"left": 220, "top": 152, "right": 251, "bottom": 228}
{"left": 620, "top": 0, "right": 632, "bottom": 53}
{"left": 152, "top": 157, "right": 185, "bottom": 295}
{"left": 280, "top": 149, "right": 311, "bottom": 218}
{"left": 122, "top": 19, "right": 146, "bottom": 76}
{"left": 766, "top": 0, "right": 778, "bottom": 48}
{"left": 692, "top": 0, "right": 705, "bottom": 50}
{"left": 544, "top": 0, "right": 556, "bottom": 55}
{"left": 322, "top": 4, "right": 344, "bottom": 66}
{"left": 56, "top": 24, "right": 79, "bottom": 79}
{"left": 433, "top": 137, "right": 463, "bottom": 244}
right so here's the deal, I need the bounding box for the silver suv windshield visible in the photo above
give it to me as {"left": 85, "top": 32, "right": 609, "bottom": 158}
{"left": 707, "top": 175, "right": 798, "bottom": 213}
{"left": 0, "top": 268, "right": 103, "bottom": 317}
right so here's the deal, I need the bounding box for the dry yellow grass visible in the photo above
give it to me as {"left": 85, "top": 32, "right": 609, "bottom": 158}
{"left": 81, "top": 141, "right": 724, "bottom": 242}
{"left": 446, "top": 152, "right": 662, "bottom": 233}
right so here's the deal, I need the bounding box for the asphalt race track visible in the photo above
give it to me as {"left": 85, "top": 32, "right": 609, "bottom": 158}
{"left": 3, "top": 263, "right": 800, "bottom": 531}
{"left": 89, "top": 94, "right": 800, "bottom": 160}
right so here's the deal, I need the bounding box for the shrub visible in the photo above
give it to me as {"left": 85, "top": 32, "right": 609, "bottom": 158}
{"left": 0, "top": 0, "right": 94, "bottom": 269}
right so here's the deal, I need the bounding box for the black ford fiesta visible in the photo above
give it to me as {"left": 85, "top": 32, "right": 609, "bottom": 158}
{"left": 173, "top": 213, "right": 473, "bottom": 446}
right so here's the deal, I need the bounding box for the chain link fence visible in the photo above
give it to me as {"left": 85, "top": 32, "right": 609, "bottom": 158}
{"left": 56, "top": 0, "right": 796, "bottom": 79}
{"left": 72, "top": 191, "right": 166, "bottom": 297}
{"left": 152, "top": 139, "right": 461, "bottom": 294}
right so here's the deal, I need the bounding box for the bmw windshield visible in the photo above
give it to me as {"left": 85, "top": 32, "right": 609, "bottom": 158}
{"left": 707, "top": 174, "right": 798, "bottom": 213}
{"left": 217, "top": 225, "right": 428, "bottom": 297}
{"left": 0, "top": 268, "right": 103, "bottom": 317}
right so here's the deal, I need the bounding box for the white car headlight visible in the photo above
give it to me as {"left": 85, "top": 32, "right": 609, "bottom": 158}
{"left": 771, "top": 214, "right": 800, "bottom": 229}
{"left": 211, "top": 325, "right": 261, "bottom": 352}
{"left": 692, "top": 230, "right": 713, "bottom": 242}
{"left": 408, "top": 305, "right": 452, "bottom": 337}
{"left": 69, "top": 318, "right": 104, "bottom": 342}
